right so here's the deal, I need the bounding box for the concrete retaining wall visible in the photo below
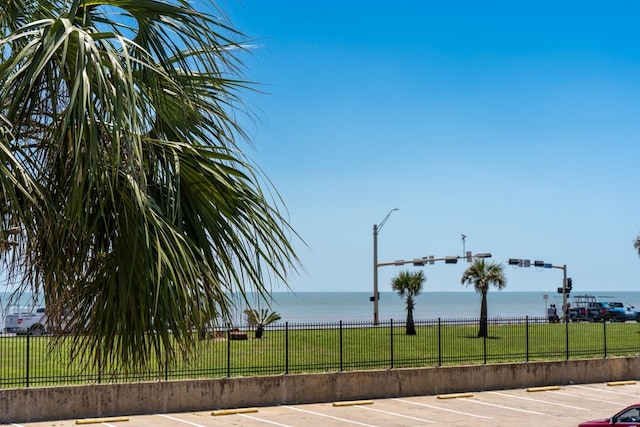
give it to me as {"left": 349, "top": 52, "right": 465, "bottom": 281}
{"left": 2, "top": 357, "right": 640, "bottom": 423}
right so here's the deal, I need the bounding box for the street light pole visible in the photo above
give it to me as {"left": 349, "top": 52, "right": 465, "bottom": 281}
{"left": 373, "top": 208, "right": 398, "bottom": 326}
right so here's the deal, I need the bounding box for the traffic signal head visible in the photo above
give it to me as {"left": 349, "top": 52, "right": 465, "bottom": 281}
{"left": 567, "top": 277, "right": 572, "bottom": 290}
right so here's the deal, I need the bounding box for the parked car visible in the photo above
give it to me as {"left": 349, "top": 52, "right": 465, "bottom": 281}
{"left": 579, "top": 403, "right": 640, "bottom": 426}
{"left": 4, "top": 307, "right": 48, "bottom": 335}
{"left": 606, "top": 302, "right": 639, "bottom": 322}
{"left": 587, "top": 302, "right": 628, "bottom": 322}
{"left": 3, "top": 306, "right": 74, "bottom": 335}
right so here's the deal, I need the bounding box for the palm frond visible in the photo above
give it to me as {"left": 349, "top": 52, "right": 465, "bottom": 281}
{"left": 461, "top": 259, "right": 507, "bottom": 293}
{"left": 244, "top": 308, "right": 281, "bottom": 327}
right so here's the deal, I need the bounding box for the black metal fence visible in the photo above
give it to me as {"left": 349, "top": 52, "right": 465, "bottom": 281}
{"left": 2, "top": 316, "right": 640, "bottom": 388}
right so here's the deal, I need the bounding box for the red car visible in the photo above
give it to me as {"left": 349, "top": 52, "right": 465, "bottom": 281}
{"left": 579, "top": 404, "right": 640, "bottom": 426}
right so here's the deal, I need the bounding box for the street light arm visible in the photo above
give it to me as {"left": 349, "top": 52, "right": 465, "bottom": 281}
{"left": 377, "top": 208, "right": 398, "bottom": 232}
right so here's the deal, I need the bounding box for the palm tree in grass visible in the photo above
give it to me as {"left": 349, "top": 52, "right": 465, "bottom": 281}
{"left": 0, "top": 0, "right": 300, "bottom": 369}
{"left": 461, "top": 259, "right": 507, "bottom": 338}
{"left": 244, "top": 308, "right": 281, "bottom": 339}
{"left": 391, "top": 270, "right": 425, "bottom": 335}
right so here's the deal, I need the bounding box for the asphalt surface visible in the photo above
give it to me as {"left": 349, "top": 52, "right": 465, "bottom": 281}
{"left": 5, "top": 381, "right": 640, "bottom": 426}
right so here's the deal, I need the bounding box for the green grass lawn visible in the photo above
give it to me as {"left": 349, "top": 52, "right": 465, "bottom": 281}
{"left": 2, "top": 320, "right": 640, "bottom": 388}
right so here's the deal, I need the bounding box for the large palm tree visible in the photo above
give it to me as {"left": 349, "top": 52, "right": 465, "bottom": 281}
{"left": 0, "top": 1, "right": 300, "bottom": 369}
{"left": 391, "top": 270, "right": 425, "bottom": 335}
{"left": 461, "top": 260, "right": 506, "bottom": 338}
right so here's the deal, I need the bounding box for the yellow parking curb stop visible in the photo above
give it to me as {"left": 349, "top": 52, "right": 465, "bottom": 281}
{"left": 76, "top": 417, "right": 129, "bottom": 424}
{"left": 607, "top": 380, "right": 636, "bottom": 386}
{"left": 332, "top": 400, "right": 374, "bottom": 407}
{"left": 211, "top": 408, "right": 258, "bottom": 416}
{"left": 437, "top": 392, "right": 473, "bottom": 399}
{"left": 526, "top": 386, "right": 560, "bottom": 392}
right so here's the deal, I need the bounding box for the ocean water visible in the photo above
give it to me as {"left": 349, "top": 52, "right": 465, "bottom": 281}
{"left": 253, "top": 291, "right": 640, "bottom": 324}
{"left": 3, "top": 291, "right": 640, "bottom": 326}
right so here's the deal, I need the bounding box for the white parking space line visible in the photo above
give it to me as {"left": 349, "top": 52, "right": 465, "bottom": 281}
{"left": 283, "top": 405, "right": 379, "bottom": 427}
{"left": 157, "top": 414, "right": 207, "bottom": 427}
{"left": 488, "top": 391, "right": 590, "bottom": 410}
{"left": 464, "top": 398, "right": 545, "bottom": 415}
{"left": 574, "top": 385, "right": 640, "bottom": 398}
{"left": 549, "top": 390, "right": 626, "bottom": 406}
{"left": 239, "top": 413, "right": 294, "bottom": 426}
{"left": 357, "top": 405, "right": 437, "bottom": 424}
{"left": 393, "top": 398, "right": 493, "bottom": 419}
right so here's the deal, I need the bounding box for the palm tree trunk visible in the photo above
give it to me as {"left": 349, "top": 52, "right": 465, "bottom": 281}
{"left": 406, "top": 296, "right": 416, "bottom": 335}
{"left": 406, "top": 306, "right": 416, "bottom": 335}
{"left": 478, "top": 291, "right": 488, "bottom": 337}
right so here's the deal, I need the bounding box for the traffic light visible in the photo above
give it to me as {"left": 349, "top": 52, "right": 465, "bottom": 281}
{"left": 567, "top": 277, "right": 572, "bottom": 290}
{"left": 508, "top": 259, "right": 520, "bottom": 265}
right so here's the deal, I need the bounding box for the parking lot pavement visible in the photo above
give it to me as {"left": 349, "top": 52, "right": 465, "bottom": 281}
{"left": 6, "top": 382, "right": 640, "bottom": 427}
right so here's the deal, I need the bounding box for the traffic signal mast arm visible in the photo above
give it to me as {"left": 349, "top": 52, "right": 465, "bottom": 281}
{"left": 377, "top": 252, "right": 492, "bottom": 268}
{"left": 509, "top": 258, "right": 570, "bottom": 320}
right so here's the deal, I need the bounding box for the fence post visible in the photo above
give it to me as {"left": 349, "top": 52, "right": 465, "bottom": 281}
{"left": 285, "top": 322, "right": 289, "bottom": 374}
{"left": 565, "top": 317, "right": 570, "bottom": 360}
{"left": 390, "top": 319, "right": 394, "bottom": 369}
{"left": 437, "top": 318, "right": 442, "bottom": 367}
{"left": 165, "top": 344, "right": 169, "bottom": 381}
{"left": 226, "top": 325, "right": 231, "bottom": 377}
{"left": 483, "top": 327, "right": 487, "bottom": 364}
{"left": 25, "top": 333, "right": 30, "bottom": 388}
{"left": 525, "top": 316, "right": 530, "bottom": 362}
{"left": 603, "top": 320, "right": 607, "bottom": 358}
{"left": 339, "top": 321, "right": 343, "bottom": 372}
{"left": 97, "top": 352, "right": 101, "bottom": 384}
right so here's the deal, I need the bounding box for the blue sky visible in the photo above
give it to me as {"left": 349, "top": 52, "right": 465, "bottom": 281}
{"left": 224, "top": 1, "right": 640, "bottom": 293}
